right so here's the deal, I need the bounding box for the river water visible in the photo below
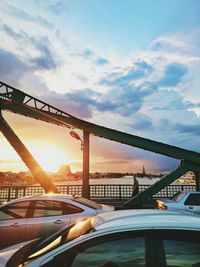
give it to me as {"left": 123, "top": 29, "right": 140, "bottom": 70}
{"left": 54, "top": 176, "right": 186, "bottom": 186}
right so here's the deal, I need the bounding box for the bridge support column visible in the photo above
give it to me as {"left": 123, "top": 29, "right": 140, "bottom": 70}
{"left": 0, "top": 113, "right": 58, "bottom": 193}
{"left": 82, "top": 131, "right": 90, "bottom": 199}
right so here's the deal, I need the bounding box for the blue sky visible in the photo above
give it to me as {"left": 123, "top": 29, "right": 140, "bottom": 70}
{"left": 0, "top": 0, "right": 200, "bottom": 173}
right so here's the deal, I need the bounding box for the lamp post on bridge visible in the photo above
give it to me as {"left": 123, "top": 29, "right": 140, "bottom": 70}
{"left": 70, "top": 130, "right": 90, "bottom": 199}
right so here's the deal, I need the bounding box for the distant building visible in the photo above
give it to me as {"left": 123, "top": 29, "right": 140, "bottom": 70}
{"left": 57, "top": 165, "right": 72, "bottom": 176}
{"left": 52, "top": 165, "right": 74, "bottom": 181}
{"left": 176, "top": 171, "right": 195, "bottom": 184}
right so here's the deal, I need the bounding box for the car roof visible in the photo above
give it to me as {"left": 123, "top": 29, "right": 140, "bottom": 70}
{"left": 176, "top": 190, "right": 200, "bottom": 194}
{"left": 56, "top": 209, "right": 200, "bottom": 251}
{"left": 1, "top": 194, "right": 75, "bottom": 206}
{"left": 21, "top": 209, "right": 200, "bottom": 264}
{"left": 89, "top": 209, "right": 200, "bottom": 232}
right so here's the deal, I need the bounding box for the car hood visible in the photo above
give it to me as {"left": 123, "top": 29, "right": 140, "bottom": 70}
{"left": 0, "top": 240, "right": 38, "bottom": 267}
{"left": 99, "top": 204, "right": 115, "bottom": 213}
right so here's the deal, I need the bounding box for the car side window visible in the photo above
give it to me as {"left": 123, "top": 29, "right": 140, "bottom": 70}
{"left": 62, "top": 203, "right": 83, "bottom": 215}
{"left": 164, "top": 239, "right": 200, "bottom": 266}
{"left": 0, "top": 201, "right": 30, "bottom": 220}
{"left": 184, "top": 194, "right": 200, "bottom": 206}
{"left": 70, "top": 237, "right": 145, "bottom": 267}
{"left": 33, "top": 200, "right": 63, "bottom": 218}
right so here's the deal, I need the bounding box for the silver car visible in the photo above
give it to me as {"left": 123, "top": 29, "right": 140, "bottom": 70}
{"left": 1, "top": 209, "right": 200, "bottom": 267}
{"left": 0, "top": 194, "right": 114, "bottom": 248}
{"left": 157, "top": 191, "right": 200, "bottom": 214}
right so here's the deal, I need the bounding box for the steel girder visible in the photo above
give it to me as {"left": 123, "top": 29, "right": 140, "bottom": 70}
{"left": 0, "top": 81, "right": 200, "bottom": 206}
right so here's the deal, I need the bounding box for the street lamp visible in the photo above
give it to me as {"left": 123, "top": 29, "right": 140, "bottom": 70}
{"left": 70, "top": 131, "right": 83, "bottom": 150}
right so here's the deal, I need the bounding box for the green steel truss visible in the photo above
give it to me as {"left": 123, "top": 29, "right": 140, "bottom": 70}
{"left": 0, "top": 81, "right": 200, "bottom": 207}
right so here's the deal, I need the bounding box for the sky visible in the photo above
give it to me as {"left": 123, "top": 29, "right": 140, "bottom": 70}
{"left": 0, "top": 0, "right": 200, "bottom": 174}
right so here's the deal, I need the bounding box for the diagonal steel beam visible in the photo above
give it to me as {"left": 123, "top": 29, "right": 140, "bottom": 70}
{"left": 1, "top": 98, "right": 200, "bottom": 165}
{"left": 123, "top": 162, "right": 189, "bottom": 208}
{"left": 1, "top": 81, "right": 200, "bottom": 202}
{"left": 0, "top": 113, "right": 59, "bottom": 193}
{"left": 1, "top": 81, "right": 200, "bottom": 165}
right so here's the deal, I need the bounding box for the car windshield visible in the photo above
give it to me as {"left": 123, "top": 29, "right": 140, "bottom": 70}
{"left": 171, "top": 192, "right": 186, "bottom": 202}
{"left": 23, "top": 217, "right": 94, "bottom": 263}
{"left": 73, "top": 197, "right": 102, "bottom": 210}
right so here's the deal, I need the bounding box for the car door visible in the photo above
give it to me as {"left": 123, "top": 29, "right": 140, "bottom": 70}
{"left": 47, "top": 232, "right": 147, "bottom": 267}
{"left": 184, "top": 193, "right": 200, "bottom": 213}
{"left": 0, "top": 201, "right": 30, "bottom": 247}
{"left": 62, "top": 202, "right": 84, "bottom": 226}
{"left": 25, "top": 200, "right": 71, "bottom": 241}
{"left": 46, "top": 230, "right": 200, "bottom": 267}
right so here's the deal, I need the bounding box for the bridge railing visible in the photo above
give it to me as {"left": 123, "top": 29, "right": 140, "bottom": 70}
{"left": 0, "top": 184, "right": 196, "bottom": 204}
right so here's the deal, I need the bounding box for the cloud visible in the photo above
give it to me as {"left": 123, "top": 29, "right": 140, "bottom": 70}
{"left": 158, "top": 63, "right": 187, "bottom": 87}
{"left": 31, "top": 37, "right": 57, "bottom": 70}
{"left": 95, "top": 99, "right": 119, "bottom": 112}
{"left": 94, "top": 60, "right": 156, "bottom": 116}
{"left": 142, "top": 85, "right": 200, "bottom": 144}
{"left": 158, "top": 118, "right": 171, "bottom": 131}
{"left": 33, "top": 49, "right": 191, "bottom": 122}
{"left": 100, "top": 60, "right": 153, "bottom": 86}
{"left": 45, "top": 91, "right": 94, "bottom": 118}
{"left": 47, "top": 1, "right": 66, "bottom": 15}
{"left": 44, "top": 88, "right": 121, "bottom": 118}
{"left": 94, "top": 84, "right": 147, "bottom": 116}
{"left": 0, "top": 1, "right": 200, "bottom": 173}
{"left": 90, "top": 140, "right": 179, "bottom": 173}
{"left": 93, "top": 160, "right": 132, "bottom": 165}
{"left": 41, "top": 80, "right": 157, "bottom": 118}
{"left": 150, "top": 36, "right": 189, "bottom": 52}
{"left": 2, "top": 24, "right": 26, "bottom": 41}
{"left": 128, "top": 113, "right": 153, "bottom": 131}
{"left": 0, "top": 22, "right": 197, "bottom": 127}
{"left": 150, "top": 157, "right": 178, "bottom": 173}
{"left": 1, "top": 24, "right": 57, "bottom": 70}
{"left": 152, "top": 90, "right": 195, "bottom": 111}
{"left": 150, "top": 31, "right": 200, "bottom": 56}
{"left": 0, "top": 48, "right": 27, "bottom": 85}
{"left": 0, "top": 158, "right": 19, "bottom": 163}
{"left": 135, "top": 60, "right": 154, "bottom": 72}
{"left": 104, "top": 82, "right": 157, "bottom": 116}
{"left": 80, "top": 49, "right": 93, "bottom": 58}
{"left": 174, "top": 123, "right": 200, "bottom": 136}
{"left": 0, "top": 1, "right": 53, "bottom": 28}
{"left": 79, "top": 49, "right": 109, "bottom": 66}
{"left": 95, "top": 57, "right": 109, "bottom": 65}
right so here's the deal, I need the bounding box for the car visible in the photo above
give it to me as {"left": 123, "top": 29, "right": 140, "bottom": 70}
{"left": 156, "top": 191, "right": 200, "bottom": 214}
{"left": 0, "top": 209, "right": 200, "bottom": 267}
{"left": 0, "top": 193, "right": 114, "bottom": 248}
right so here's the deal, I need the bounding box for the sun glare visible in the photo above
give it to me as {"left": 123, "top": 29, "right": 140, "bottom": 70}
{"left": 30, "top": 145, "right": 69, "bottom": 172}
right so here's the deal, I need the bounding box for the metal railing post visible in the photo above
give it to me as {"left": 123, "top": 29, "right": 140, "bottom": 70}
{"left": 194, "top": 172, "right": 200, "bottom": 191}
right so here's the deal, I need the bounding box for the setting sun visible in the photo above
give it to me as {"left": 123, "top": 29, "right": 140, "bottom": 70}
{"left": 30, "top": 145, "right": 70, "bottom": 173}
